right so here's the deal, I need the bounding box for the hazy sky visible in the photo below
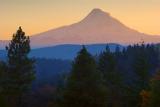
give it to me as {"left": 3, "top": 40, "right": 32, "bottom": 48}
{"left": 0, "top": 0, "right": 160, "bottom": 40}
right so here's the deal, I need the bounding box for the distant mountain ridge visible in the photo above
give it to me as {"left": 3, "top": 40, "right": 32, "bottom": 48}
{"left": 0, "top": 8, "right": 159, "bottom": 49}
{"left": 0, "top": 43, "right": 123, "bottom": 60}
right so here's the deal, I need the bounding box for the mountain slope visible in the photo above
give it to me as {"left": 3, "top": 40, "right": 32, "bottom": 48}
{"left": 0, "top": 8, "right": 160, "bottom": 49}
{"left": 30, "top": 8, "right": 160, "bottom": 48}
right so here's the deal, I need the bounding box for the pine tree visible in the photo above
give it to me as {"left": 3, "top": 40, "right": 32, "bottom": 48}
{"left": 149, "top": 69, "right": 160, "bottom": 107}
{"left": 61, "top": 46, "right": 107, "bottom": 107}
{"left": 5, "top": 27, "right": 35, "bottom": 107}
{"left": 131, "top": 44, "right": 150, "bottom": 107}
{"left": 98, "top": 46, "right": 124, "bottom": 107}
{"left": 133, "top": 44, "right": 150, "bottom": 90}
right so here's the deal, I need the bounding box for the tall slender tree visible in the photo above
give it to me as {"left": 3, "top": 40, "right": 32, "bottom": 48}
{"left": 133, "top": 44, "right": 150, "bottom": 90}
{"left": 130, "top": 44, "right": 150, "bottom": 107}
{"left": 98, "top": 46, "right": 124, "bottom": 107}
{"left": 5, "top": 27, "right": 35, "bottom": 107}
{"left": 61, "top": 46, "right": 107, "bottom": 107}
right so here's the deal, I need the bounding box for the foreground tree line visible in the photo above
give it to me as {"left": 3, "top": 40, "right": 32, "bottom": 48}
{"left": 55, "top": 45, "right": 160, "bottom": 107}
{"left": 0, "top": 27, "right": 160, "bottom": 107}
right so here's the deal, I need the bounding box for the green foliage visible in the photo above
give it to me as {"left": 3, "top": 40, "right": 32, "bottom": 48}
{"left": 61, "top": 46, "right": 107, "bottom": 107}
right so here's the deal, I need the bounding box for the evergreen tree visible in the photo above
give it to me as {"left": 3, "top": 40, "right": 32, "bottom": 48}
{"left": 61, "top": 46, "right": 107, "bottom": 107}
{"left": 5, "top": 27, "right": 35, "bottom": 107}
{"left": 133, "top": 44, "right": 150, "bottom": 90}
{"left": 98, "top": 46, "right": 124, "bottom": 107}
{"left": 131, "top": 44, "right": 150, "bottom": 107}
{"left": 149, "top": 69, "right": 160, "bottom": 107}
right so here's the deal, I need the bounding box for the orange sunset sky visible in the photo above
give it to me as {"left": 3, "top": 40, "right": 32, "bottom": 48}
{"left": 0, "top": 0, "right": 160, "bottom": 40}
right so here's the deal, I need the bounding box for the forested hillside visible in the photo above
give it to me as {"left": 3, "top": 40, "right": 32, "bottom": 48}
{"left": 0, "top": 27, "right": 160, "bottom": 107}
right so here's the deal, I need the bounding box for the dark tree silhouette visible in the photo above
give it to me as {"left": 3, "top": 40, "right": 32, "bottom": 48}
{"left": 149, "top": 69, "right": 160, "bottom": 107}
{"left": 133, "top": 44, "right": 150, "bottom": 90}
{"left": 61, "top": 46, "right": 107, "bottom": 107}
{"left": 98, "top": 45, "right": 124, "bottom": 107}
{"left": 5, "top": 27, "right": 35, "bottom": 107}
{"left": 0, "top": 61, "right": 8, "bottom": 107}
